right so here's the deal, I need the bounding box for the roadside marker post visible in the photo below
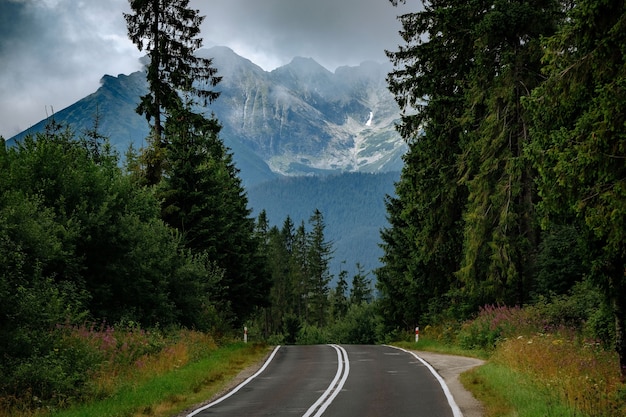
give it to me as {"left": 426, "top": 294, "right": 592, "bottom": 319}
{"left": 415, "top": 326, "right": 419, "bottom": 343}
{"left": 244, "top": 326, "right": 248, "bottom": 343}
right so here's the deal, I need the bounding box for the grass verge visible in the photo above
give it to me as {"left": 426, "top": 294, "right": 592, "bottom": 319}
{"left": 461, "top": 362, "right": 587, "bottom": 417}
{"left": 47, "top": 342, "right": 270, "bottom": 417}
{"left": 395, "top": 336, "right": 602, "bottom": 417}
{"left": 393, "top": 338, "right": 490, "bottom": 360}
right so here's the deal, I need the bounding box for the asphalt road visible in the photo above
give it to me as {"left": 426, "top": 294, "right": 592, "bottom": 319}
{"left": 187, "top": 344, "right": 461, "bottom": 417}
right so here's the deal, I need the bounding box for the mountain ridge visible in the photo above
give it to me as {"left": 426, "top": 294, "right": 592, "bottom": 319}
{"left": 8, "top": 45, "right": 405, "bottom": 185}
{"left": 7, "top": 46, "right": 405, "bottom": 276}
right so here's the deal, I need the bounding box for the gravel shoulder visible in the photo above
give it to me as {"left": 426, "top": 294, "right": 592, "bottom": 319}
{"left": 410, "top": 350, "right": 486, "bottom": 417}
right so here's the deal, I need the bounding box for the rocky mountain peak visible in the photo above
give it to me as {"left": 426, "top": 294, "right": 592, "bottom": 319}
{"left": 8, "top": 46, "right": 406, "bottom": 183}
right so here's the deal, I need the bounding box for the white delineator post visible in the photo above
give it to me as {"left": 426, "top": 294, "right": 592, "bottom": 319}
{"left": 415, "top": 326, "right": 419, "bottom": 343}
{"left": 244, "top": 326, "right": 248, "bottom": 343}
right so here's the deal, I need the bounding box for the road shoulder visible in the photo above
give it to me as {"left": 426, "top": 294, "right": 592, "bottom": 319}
{"left": 410, "top": 350, "right": 485, "bottom": 417}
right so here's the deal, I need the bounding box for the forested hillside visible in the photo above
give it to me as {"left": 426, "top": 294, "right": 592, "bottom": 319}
{"left": 2, "top": 0, "right": 626, "bottom": 414}
{"left": 379, "top": 0, "right": 626, "bottom": 379}
{"left": 248, "top": 171, "right": 398, "bottom": 279}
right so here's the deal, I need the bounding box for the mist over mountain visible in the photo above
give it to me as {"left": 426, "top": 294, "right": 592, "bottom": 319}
{"left": 9, "top": 46, "right": 405, "bottom": 184}
{"left": 8, "top": 46, "right": 405, "bottom": 277}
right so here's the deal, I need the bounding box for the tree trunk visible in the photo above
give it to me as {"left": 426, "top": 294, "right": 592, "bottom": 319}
{"left": 614, "top": 269, "right": 626, "bottom": 381}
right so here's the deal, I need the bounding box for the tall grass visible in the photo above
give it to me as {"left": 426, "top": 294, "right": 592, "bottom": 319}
{"left": 494, "top": 333, "right": 626, "bottom": 416}
{"left": 463, "top": 362, "right": 589, "bottom": 417}
{"left": 49, "top": 342, "right": 269, "bottom": 417}
{"left": 0, "top": 322, "right": 267, "bottom": 417}
{"left": 418, "top": 304, "right": 626, "bottom": 417}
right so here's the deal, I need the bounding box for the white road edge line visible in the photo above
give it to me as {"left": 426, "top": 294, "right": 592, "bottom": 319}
{"left": 386, "top": 345, "right": 463, "bottom": 417}
{"left": 302, "top": 344, "right": 350, "bottom": 417}
{"left": 186, "top": 345, "right": 282, "bottom": 417}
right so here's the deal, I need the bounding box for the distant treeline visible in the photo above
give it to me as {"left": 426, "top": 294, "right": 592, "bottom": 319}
{"left": 248, "top": 171, "right": 399, "bottom": 278}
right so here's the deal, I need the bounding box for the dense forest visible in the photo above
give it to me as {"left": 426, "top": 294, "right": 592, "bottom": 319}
{"left": 378, "top": 0, "right": 626, "bottom": 377}
{"left": 247, "top": 172, "right": 398, "bottom": 278}
{"left": 2, "top": 0, "right": 626, "bottom": 409}
{"left": 0, "top": 125, "right": 378, "bottom": 404}
{"left": 0, "top": 0, "right": 381, "bottom": 407}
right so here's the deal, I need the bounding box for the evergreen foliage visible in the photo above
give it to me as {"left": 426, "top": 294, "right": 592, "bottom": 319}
{"left": 306, "top": 209, "right": 333, "bottom": 328}
{"left": 124, "top": 0, "right": 221, "bottom": 183}
{"left": 0, "top": 128, "right": 226, "bottom": 403}
{"left": 159, "top": 106, "right": 270, "bottom": 324}
{"left": 382, "top": 0, "right": 626, "bottom": 378}
{"left": 247, "top": 171, "right": 398, "bottom": 278}
{"left": 251, "top": 209, "right": 381, "bottom": 344}
{"left": 525, "top": 0, "right": 626, "bottom": 378}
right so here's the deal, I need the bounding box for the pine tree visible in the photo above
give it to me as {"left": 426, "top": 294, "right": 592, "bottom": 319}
{"left": 124, "top": 0, "right": 221, "bottom": 183}
{"left": 384, "top": 0, "right": 560, "bottom": 318}
{"left": 159, "top": 107, "right": 270, "bottom": 324}
{"left": 376, "top": 195, "right": 420, "bottom": 330}
{"left": 457, "top": 0, "right": 560, "bottom": 306}
{"left": 526, "top": 0, "right": 626, "bottom": 379}
{"left": 293, "top": 221, "right": 309, "bottom": 321}
{"left": 383, "top": 0, "right": 477, "bottom": 321}
{"left": 306, "top": 209, "right": 333, "bottom": 327}
{"left": 350, "top": 263, "right": 372, "bottom": 305}
{"left": 259, "top": 219, "right": 298, "bottom": 337}
{"left": 331, "top": 267, "right": 349, "bottom": 320}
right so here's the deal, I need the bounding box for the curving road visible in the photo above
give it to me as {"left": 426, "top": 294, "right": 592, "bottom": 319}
{"left": 187, "top": 345, "right": 461, "bottom": 417}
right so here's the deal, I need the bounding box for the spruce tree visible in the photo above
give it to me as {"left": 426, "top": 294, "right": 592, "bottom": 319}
{"left": 293, "top": 221, "right": 309, "bottom": 321}
{"left": 350, "top": 263, "right": 372, "bottom": 305}
{"left": 306, "top": 209, "right": 333, "bottom": 328}
{"left": 457, "top": 0, "right": 560, "bottom": 306}
{"left": 526, "top": 0, "right": 626, "bottom": 379}
{"left": 124, "top": 0, "right": 221, "bottom": 184}
{"left": 159, "top": 107, "right": 270, "bottom": 324}
{"left": 331, "top": 268, "right": 349, "bottom": 320}
{"left": 383, "top": 0, "right": 477, "bottom": 321}
{"left": 384, "top": 0, "right": 560, "bottom": 318}
{"left": 377, "top": 195, "right": 420, "bottom": 330}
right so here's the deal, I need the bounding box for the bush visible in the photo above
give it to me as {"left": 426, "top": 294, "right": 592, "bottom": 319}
{"left": 329, "top": 303, "right": 381, "bottom": 344}
{"left": 296, "top": 325, "right": 329, "bottom": 345}
{"left": 529, "top": 279, "right": 614, "bottom": 347}
{"left": 457, "top": 305, "right": 537, "bottom": 351}
{"left": 283, "top": 314, "right": 301, "bottom": 345}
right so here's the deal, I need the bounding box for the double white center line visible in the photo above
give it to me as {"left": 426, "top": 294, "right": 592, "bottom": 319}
{"left": 303, "top": 344, "right": 350, "bottom": 417}
{"left": 186, "top": 344, "right": 349, "bottom": 417}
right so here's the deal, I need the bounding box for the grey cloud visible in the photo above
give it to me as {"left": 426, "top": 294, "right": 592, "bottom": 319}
{"left": 0, "top": 0, "right": 140, "bottom": 138}
{"left": 1, "top": 0, "right": 418, "bottom": 138}
{"left": 196, "top": 0, "right": 416, "bottom": 70}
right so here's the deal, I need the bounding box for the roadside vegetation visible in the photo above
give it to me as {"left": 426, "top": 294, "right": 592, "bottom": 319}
{"left": 379, "top": 1, "right": 626, "bottom": 415}
{"left": 0, "top": 323, "right": 269, "bottom": 417}
{"left": 395, "top": 298, "right": 626, "bottom": 417}
{"left": 2, "top": 1, "right": 626, "bottom": 416}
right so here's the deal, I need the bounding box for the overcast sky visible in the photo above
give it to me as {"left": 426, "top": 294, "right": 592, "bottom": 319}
{"left": 0, "top": 0, "right": 416, "bottom": 139}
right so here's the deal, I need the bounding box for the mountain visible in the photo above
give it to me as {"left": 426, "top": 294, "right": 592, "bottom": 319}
{"left": 7, "top": 46, "right": 405, "bottom": 277}
{"left": 8, "top": 46, "right": 405, "bottom": 185}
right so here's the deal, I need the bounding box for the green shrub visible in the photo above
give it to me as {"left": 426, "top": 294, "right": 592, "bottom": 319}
{"left": 266, "top": 333, "right": 285, "bottom": 346}
{"left": 296, "top": 325, "right": 329, "bottom": 345}
{"left": 457, "top": 305, "right": 536, "bottom": 351}
{"left": 283, "top": 314, "right": 301, "bottom": 345}
{"left": 329, "top": 303, "right": 381, "bottom": 344}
